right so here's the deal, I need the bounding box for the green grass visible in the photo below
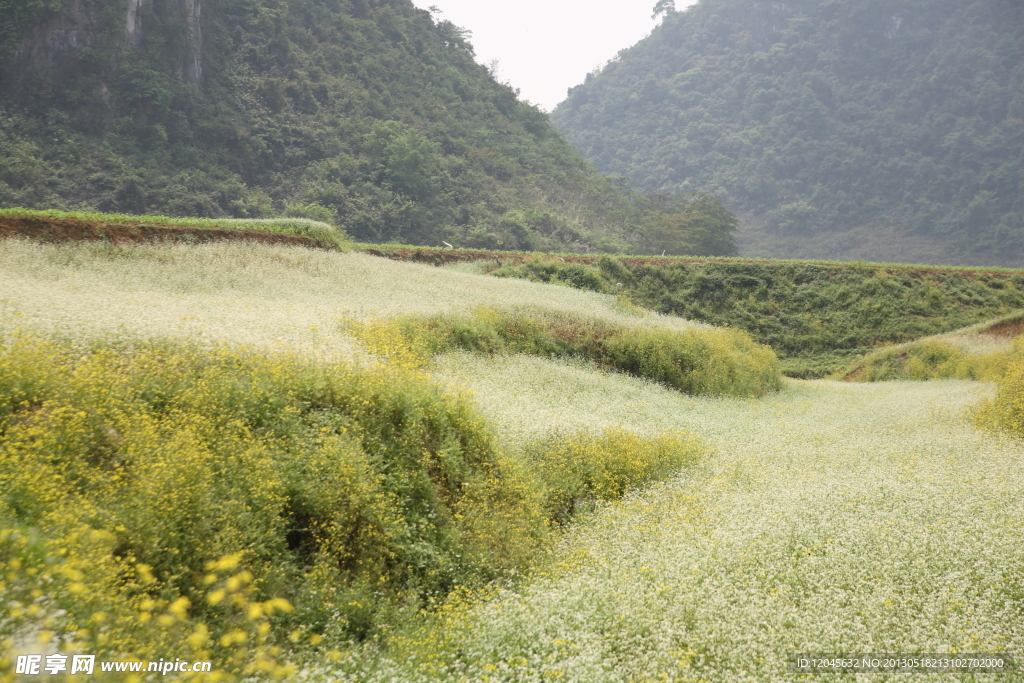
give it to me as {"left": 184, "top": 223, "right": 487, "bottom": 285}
{"left": 0, "top": 207, "right": 350, "bottom": 250}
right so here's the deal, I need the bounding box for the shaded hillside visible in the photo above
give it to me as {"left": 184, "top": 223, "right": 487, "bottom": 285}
{"left": 1, "top": 0, "right": 676, "bottom": 252}
{"left": 551, "top": 0, "right": 1024, "bottom": 265}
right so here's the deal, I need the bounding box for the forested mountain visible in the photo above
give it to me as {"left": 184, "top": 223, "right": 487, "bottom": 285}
{"left": 551, "top": 0, "right": 1024, "bottom": 265}
{"left": 0, "top": 0, "right": 723, "bottom": 252}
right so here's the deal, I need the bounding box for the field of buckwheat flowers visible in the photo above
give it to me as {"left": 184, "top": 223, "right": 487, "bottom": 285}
{"left": 0, "top": 239, "right": 700, "bottom": 356}
{"left": 318, "top": 359, "right": 1024, "bottom": 681}
{"left": 3, "top": 238, "right": 1024, "bottom": 681}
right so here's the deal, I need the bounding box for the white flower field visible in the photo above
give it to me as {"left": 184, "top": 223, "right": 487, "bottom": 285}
{"left": 329, "top": 365, "right": 1023, "bottom": 681}
{"left": 3, "top": 239, "right": 1022, "bottom": 681}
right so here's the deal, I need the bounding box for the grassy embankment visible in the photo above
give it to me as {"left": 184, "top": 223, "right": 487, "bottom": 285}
{"left": 838, "top": 310, "right": 1024, "bottom": 381}
{"left": 360, "top": 249, "right": 1024, "bottom": 379}
{"left": 0, "top": 208, "right": 350, "bottom": 251}
{"left": 0, "top": 238, "right": 779, "bottom": 679}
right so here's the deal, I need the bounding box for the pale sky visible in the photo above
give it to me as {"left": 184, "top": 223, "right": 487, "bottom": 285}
{"left": 411, "top": 0, "right": 699, "bottom": 112}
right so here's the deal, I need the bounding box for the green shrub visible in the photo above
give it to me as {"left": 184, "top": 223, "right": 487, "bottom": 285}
{"left": 348, "top": 307, "right": 783, "bottom": 397}
{"left": 603, "top": 325, "right": 782, "bottom": 396}
{"left": 525, "top": 428, "right": 705, "bottom": 525}
{"left": 974, "top": 338, "right": 1024, "bottom": 435}
{"left": 841, "top": 340, "right": 1009, "bottom": 382}
{"left": 0, "top": 329, "right": 529, "bottom": 654}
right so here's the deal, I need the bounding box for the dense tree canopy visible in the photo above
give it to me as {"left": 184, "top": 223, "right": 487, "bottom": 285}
{"left": 0, "top": 0, "right": 729, "bottom": 253}
{"left": 644, "top": 192, "right": 738, "bottom": 256}
{"left": 552, "top": 0, "right": 1024, "bottom": 265}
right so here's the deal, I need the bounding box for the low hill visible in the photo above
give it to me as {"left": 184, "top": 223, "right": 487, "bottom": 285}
{"left": 360, "top": 245, "right": 1024, "bottom": 377}
{"left": 551, "top": 0, "right": 1024, "bottom": 266}
{"left": 0, "top": 0, "right": 682, "bottom": 253}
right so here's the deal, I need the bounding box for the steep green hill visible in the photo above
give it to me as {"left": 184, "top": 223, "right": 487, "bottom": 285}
{"left": 1, "top": 0, "right": 685, "bottom": 252}
{"left": 551, "top": 0, "right": 1024, "bottom": 266}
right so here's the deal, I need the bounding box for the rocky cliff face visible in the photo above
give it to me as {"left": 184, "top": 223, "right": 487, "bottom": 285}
{"left": 3, "top": 0, "right": 203, "bottom": 94}
{"left": 10, "top": 0, "right": 106, "bottom": 66}
{"left": 180, "top": 0, "right": 202, "bottom": 88}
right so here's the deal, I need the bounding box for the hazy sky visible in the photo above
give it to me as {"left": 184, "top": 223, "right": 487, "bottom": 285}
{"left": 410, "top": 0, "right": 699, "bottom": 113}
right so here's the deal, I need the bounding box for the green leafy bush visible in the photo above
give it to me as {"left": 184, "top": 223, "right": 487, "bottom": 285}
{"left": 974, "top": 338, "right": 1024, "bottom": 435}
{"left": 525, "top": 428, "right": 704, "bottom": 525}
{"left": 0, "top": 330, "right": 530, "bottom": 648}
{"left": 347, "top": 306, "right": 782, "bottom": 397}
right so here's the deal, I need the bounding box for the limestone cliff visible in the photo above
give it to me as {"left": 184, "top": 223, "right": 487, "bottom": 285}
{"left": 2, "top": 0, "right": 203, "bottom": 96}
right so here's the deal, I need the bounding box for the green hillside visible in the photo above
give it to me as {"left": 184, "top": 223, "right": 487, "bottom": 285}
{"left": 357, "top": 247, "right": 1024, "bottom": 378}
{"left": 551, "top": 0, "right": 1024, "bottom": 265}
{"left": 0, "top": 0, "right": 703, "bottom": 253}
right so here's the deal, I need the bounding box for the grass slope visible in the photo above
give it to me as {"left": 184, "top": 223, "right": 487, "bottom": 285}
{"left": 838, "top": 310, "right": 1024, "bottom": 381}
{"left": 0, "top": 239, "right": 702, "bottom": 356}
{"left": 472, "top": 254, "right": 1024, "bottom": 378}
{"left": 0, "top": 207, "right": 349, "bottom": 250}
{"left": 0, "top": 238, "right": 777, "bottom": 667}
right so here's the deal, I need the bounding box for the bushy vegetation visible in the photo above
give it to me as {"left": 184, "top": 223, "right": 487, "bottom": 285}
{"left": 0, "top": 0, "right": 738, "bottom": 254}
{"left": 974, "top": 337, "right": 1024, "bottom": 436}
{"left": 841, "top": 339, "right": 1009, "bottom": 382}
{"left": 0, "top": 207, "right": 350, "bottom": 250}
{"left": 486, "top": 255, "right": 1024, "bottom": 377}
{"left": 346, "top": 306, "right": 782, "bottom": 397}
{"left": 524, "top": 428, "right": 702, "bottom": 526}
{"left": 0, "top": 325, "right": 706, "bottom": 674}
{"left": 552, "top": 0, "right": 1024, "bottom": 264}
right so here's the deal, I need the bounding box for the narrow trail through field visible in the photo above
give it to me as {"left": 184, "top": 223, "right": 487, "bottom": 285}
{"left": 344, "top": 367, "right": 1024, "bottom": 682}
